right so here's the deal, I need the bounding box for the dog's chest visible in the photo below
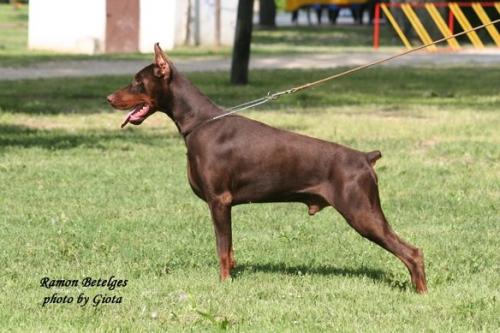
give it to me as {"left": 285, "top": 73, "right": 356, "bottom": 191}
{"left": 186, "top": 159, "right": 204, "bottom": 200}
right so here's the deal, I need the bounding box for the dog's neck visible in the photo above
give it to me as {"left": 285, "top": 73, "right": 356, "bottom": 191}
{"left": 164, "top": 71, "right": 223, "bottom": 137}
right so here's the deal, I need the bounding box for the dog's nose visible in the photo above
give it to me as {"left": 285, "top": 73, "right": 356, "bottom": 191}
{"left": 106, "top": 95, "right": 114, "bottom": 104}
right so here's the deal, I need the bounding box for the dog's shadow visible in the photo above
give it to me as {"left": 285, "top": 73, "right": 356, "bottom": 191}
{"left": 232, "top": 262, "right": 410, "bottom": 291}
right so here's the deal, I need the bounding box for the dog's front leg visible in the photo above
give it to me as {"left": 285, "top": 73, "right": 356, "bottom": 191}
{"left": 209, "top": 198, "right": 234, "bottom": 280}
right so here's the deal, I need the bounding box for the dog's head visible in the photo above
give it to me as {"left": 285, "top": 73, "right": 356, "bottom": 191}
{"left": 107, "top": 43, "right": 173, "bottom": 128}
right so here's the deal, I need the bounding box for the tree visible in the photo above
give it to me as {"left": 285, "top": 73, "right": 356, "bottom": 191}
{"left": 259, "top": 0, "right": 276, "bottom": 27}
{"left": 184, "top": 0, "right": 192, "bottom": 45}
{"left": 230, "top": 0, "right": 255, "bottom": 85}
{"left": 215, "top": 0, "right": 221, "bottom": 46}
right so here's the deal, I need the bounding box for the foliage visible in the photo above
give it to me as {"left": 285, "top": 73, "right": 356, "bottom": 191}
{"left": 275, "top": 0, "right": 286, "bottom": 10}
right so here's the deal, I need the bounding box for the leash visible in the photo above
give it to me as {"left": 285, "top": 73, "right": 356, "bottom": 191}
{"left": 211, "top": 18, "right": 500, "bottom": 121}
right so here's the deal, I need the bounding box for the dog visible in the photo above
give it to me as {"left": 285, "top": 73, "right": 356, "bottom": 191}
{"left": 107, "top": 43, "right": 428, "bottom": 293}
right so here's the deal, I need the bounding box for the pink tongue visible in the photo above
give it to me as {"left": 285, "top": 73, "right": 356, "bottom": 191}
{"left": 121, "top": 110, "right": 135, "bottom": 128}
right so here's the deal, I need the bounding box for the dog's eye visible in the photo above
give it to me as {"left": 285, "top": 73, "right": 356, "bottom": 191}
{"left": 130, "top": 81, "right": 145, "bottom": 93}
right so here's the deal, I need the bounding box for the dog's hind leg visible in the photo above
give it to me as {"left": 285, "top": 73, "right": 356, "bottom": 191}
{"left": 208, "top": 192, "right": 234, "bottom": 280}
{"left": 347, "top": 209, "right": 427, "bottom": 293}
{"left": 331, "top": 172, "right": 428, "bottom": 293}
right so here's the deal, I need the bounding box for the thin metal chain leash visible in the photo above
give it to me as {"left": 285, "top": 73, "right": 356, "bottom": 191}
{"left": 211, "top": 18, "right": 500, "bottom": 121}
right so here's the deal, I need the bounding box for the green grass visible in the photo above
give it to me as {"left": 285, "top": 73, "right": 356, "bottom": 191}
{"left": 1, "top": 67, "right": 499, "bottom": 331}
{"left": 252, "top": 24, "right": 397, "bottom": 53}
{"left": 0, "top": 2, "right": 28, "bottom": 54}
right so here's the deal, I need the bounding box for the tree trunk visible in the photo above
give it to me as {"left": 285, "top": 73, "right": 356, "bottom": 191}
{"left": 230, "top": 0, "right": 255, "bottom": 85}
{"left": 215, "top": 0, "right": 221, "bottom": 46}
{"left": 184, "top": 0, "right": 192, "bottom": 45}
{"left": 259, "top": 0, "right": 276, "bottom": 27}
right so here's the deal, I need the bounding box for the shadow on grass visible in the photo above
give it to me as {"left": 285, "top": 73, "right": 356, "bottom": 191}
{"left": 2, "top": 68, "right": 499, "bottom": 116}
{"left": 253, "top": 25, "right": 379, "bottom": 48}
{"left": 0, "top": 77, "right": 125, "bottom": 115}
{"left": 0, "top": 124, "right": 177, "bottom": 150}
{"left": 233, "top": 262, "right": 411, "bottom": 291}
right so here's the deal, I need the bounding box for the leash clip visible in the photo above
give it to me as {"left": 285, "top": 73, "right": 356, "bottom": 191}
{"left": 267, "top": 91, "right": 280, "bottom": 101}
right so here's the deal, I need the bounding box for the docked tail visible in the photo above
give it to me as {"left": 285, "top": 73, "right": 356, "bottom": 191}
{"left": 366, "top": 150, "right": 382, "bottom": 166}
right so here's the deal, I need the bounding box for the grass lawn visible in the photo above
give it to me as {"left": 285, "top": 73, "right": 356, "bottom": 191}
{"left": 1, "top": 67, "right": 499, "bottom": 331}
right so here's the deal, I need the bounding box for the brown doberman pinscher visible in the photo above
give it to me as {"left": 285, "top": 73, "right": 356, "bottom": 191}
{"left": 107, "top": 43, "right": 427, "bottom": 293}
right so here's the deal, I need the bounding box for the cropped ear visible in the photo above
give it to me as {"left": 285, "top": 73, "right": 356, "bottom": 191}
{"left": 154, "top": 43, "right": 171, "bottom": 79}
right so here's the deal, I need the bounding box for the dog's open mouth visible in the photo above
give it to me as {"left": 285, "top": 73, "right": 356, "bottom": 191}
{"left": 121, "top": 104, "right": 151, "bottom": 128}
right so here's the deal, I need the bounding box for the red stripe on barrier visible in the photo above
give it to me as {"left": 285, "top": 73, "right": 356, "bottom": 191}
{"left": 374, "top": 3, "right": 381, "bottom": 49}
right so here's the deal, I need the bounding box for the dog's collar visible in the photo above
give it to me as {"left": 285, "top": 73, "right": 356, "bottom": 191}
{"left": 181, "top": 114, "right": 237, "bottom": 139}
{"left": 180, "top": 117, "right": 216, "bottom": 139}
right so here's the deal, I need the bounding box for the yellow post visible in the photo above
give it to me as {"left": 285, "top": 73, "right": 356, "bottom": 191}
{"left": 380, "top": 3, "right": 413, "bottom": 49}
{"left": 495, "top": 3, "right": 500, "bottom": 14}
{"left": 401, "top": 4, "right": 437, "bottom": 51}
{"left": 449, "top": 3, "right": 484, "bottom": 48}
{"left": 472, "top": 3, "right": 500, "bottom": 47}
{"left": 425, "top": 3, "right": 460, "bottom": 50}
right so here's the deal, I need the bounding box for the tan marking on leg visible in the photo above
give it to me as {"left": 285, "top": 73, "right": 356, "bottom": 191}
{"left": 218, "top": 191, "right": 233, "bottom": 205}
{"left": 308, "top": 204, "right": 321, "bottom": 216}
